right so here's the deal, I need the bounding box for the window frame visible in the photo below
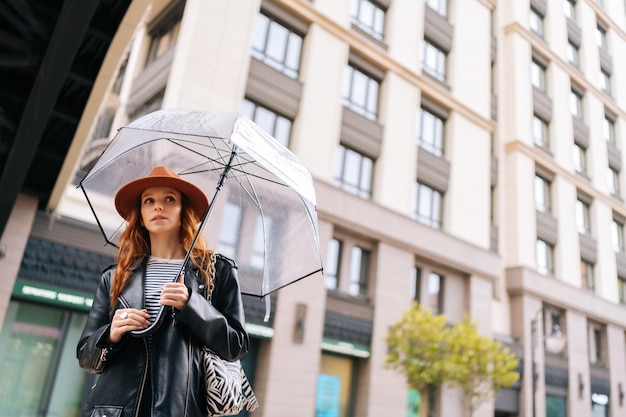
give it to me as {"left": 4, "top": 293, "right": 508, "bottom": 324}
{"left": 581, "top": 259, "right": 595, "bottom": 292}
{"left": 529, "top": 7, "right": 544, "bottom": 37}
{"left": 425, "top": 0, "right": 448, "bottom": 17}
{"left": 618, "top": 276, "right": 626, "bottom": 304}
{"left": 422, "top": 39, "right": 447, "bottom": 83}
{"left": 333, "top": 144, "right": 374, "bottom": 199}
{"left": 324, "top": 238, "right": 343, "bottom": 290}
{"left": 573, "top": 143, "right": 587, "bottom": 175}
{"left": 563, "top": 0, "right": 576, "bottom": 21}
{"left": 612, "top": 219, "right": 624, "bottom": 253}
{"left": 570, "top": 89, "right": 583, "bottom": 120}
{"left": 418, "top": 107, "right": 445, "bottom": 157}
{"left": 531, "top": 58, "right": 547, "bottom": 91}
{"left": 145, "top": 7, "right": 183, "bottom": 66}
{"left": 599, "top": 69, "right": 611, "bottom": 95}
{"left": 566, "top": 40, "right": 580, "bottom": 67}
{"left": 532, "top": 115, "right": 549, "bottom": 150}
{"left": 342, "top": 64, "right": 381, "bottom": 121}
{"left": 534, "top": 174, "right": 552, "bottom": 213}
{"left": 349, "top": 0, "right": 386, "bottom": 42}
{"left": 414, "top": 182, "right": 443, "bottom": 229}
{"left": 328, "top": 232, "right": 375, "bottom": 300}
{"left": 596, "top": 24, "right": 607, "bottom": 51}
{"left": 240, "top": 98, "right": 293, "bottom": 148}
{"left": 575, "top": 198, "right": 591, "bottom": 235}
{"left": 607, "top": 168, "right": 620, "bottom": 197}
{"left": 251, "top": 12, "right": 304, "bottom": 79}
{"left": 603, "top": 115, "right": 617, "bottom": 145}
{"left": 536, "top": 239, "right": 554, "bottom": 275}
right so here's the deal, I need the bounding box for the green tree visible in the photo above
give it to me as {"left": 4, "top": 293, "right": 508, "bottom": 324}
{"left": 386, "top": 302, "right": 519, "bottom": 417}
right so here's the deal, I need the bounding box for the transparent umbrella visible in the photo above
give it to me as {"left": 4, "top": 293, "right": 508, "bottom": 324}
{"left": 79, "top": 109, "right": 323, "bottom": 300}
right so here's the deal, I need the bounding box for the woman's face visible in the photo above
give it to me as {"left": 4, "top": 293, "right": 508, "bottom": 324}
{"left": 140, "top": 186, "right": 183, "bottom": 237}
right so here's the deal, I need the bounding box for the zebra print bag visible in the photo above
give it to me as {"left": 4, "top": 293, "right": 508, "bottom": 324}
{"left": 202, "top": 253, "right": 258, "bottom": 416}
{"left": 202, "top": 348, "right": 259, "bottom": 415}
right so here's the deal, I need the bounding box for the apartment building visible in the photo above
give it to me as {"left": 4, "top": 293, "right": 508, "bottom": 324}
{"left": 2, "top": 0, "right": 626, "bottom": 416}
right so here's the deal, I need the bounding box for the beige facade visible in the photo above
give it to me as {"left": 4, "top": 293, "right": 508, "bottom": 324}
{"left": 5, "top": 0, "right": 626, "bottom": 416}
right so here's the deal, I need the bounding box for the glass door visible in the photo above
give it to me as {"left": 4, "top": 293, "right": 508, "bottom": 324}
{"left": 0, "top": 301, "right": 88, "bottom": 417}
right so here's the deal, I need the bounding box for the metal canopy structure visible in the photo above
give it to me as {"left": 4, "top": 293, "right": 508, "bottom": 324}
{"left": 0, "top": 0, "right": 133, "bottom": 238}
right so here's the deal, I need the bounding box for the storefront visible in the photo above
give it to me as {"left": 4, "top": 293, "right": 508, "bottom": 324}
{"left": 0, "top": 236, "right": 270, "bottom": 416}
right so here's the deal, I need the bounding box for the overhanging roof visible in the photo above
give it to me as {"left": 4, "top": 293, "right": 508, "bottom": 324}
{"left": 0, "top": 0, "right": 137, "bottom": 238}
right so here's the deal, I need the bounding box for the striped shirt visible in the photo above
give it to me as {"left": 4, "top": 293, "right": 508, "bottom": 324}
{"left": 145, "top": 257, "right": 185, "bottom": 323}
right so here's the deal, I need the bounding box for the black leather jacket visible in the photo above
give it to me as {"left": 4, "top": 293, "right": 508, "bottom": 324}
{"left": 77, "top": 255, "right": 249, "bottom": 417}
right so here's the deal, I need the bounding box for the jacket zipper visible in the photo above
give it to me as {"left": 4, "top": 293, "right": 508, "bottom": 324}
{"left": 133, "top": 338, "right": 149, "bottom": 417}
{"left": 119, "top": 299, "right": 150, "bottom": 417}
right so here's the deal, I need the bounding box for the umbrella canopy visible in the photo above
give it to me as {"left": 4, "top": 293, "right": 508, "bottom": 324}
{"left": 80, "top": 109, "right": 323, "bottom": 298}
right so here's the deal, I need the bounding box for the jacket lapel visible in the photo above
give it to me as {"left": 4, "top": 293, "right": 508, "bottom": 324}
{"left": 118, "top": 257, "right": 146, "bottom": 309}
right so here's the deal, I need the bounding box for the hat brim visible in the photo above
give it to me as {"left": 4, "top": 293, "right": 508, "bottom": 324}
{"left": 115, "top": 176, "right": 209, "bottom": 221}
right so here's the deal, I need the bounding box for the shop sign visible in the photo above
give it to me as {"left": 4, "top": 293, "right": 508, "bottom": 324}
{"left": 321, "top": 337, "right": 370, "bottom": 358}
{"left": 13, "top": 280, "right": 93, "bottom": 310}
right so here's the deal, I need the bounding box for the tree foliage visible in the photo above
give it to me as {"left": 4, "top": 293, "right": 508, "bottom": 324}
{"left": 385, "top": 302, "right": 519, "bottom": 416}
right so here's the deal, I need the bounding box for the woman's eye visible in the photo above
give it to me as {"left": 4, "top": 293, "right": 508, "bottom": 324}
{"left": 165, "top": 196, "right": 176, "bottom": 202}
{"left": 143, "top": 198, "right": 153, "bottom": 204}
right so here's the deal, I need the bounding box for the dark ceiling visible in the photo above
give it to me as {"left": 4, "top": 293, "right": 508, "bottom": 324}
{"left": 0, "top": 0, "right": 132, "bottom": 238}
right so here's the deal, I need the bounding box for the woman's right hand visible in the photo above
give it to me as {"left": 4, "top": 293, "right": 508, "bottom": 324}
{"left": 109, "top": 308, "right": 151, "bottom": 343}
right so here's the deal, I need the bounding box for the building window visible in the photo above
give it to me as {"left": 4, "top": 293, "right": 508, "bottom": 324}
{"left": 0, "top": 301, "right": 89, "bottom": 417}
{"left": 411, "top": 267, "right": 422, "bottom": 301}
{"left": 608, "top": 168, "right": 620, "bottom": 197}
{"left": 532, "top": 115, "right": 549, "bottom": 150}
{"left": 534, "top": 174, "right": 552, "bottom": 213}
{"left": 350, "top": 0, "right": 385, "bottom": 41}
{"left": 531, "top": 58, "right": 547, "bottom": 91}
{"left": 573, "top": 143, "right": 587, "bottom": 175}
{"left": 612, "top": 219, "right": 624, "bottom": 253}
{"left": 422, "top": 40, "right": 447, "bottom": 83}
{"left": 618, "top": 276, "right": 626, "bottom": 304}
{"left": 216, "top": 202, "right": 243, "bottom": 259}
{"left": 333, "top": 144, "right": 374, "bottom": 199}
{"left": 566, "top": 40, "right": 579, "bottom": 67}
{"left": 603, "top": 115, "right": 617, "bottom": 146}
{"left": 240, "top": 99, "right": 292, "bottom": 147}
{"left": 591, "top": 393, "right": 609, "bottom": 417}
{"left": 599, "top": 69, "right": 611, "bottom": 95}
{"left": 563, "top": 0, "right": 576, "bottom": 21}
{"left": 570, "top": 89, "right": 583, "bottom": 120}
{"left": 596, "top": 24, "right": 607, "bottom": 51}
{"left": 128, "top": 89, "right": 165, "bottom": 121}
{"left": 325, "top": 238, "right": 342, "bottom": 290}
{"left": 425, "top": 0, "right": 447, "bottom": 17}
{"left": 317, "top": 354, "right": 355, "bottom": 417}
{"left": 414, "top": 182, "right": 443, "bottom": 229}
{"left": 348, "top": 246, "right": 371, "bottom": 297}
{"left": 251, "top": 12, "right": 303, "bottom": 79}
{"left": 342, "top": 64, "right": 380, "bottom": 121}
{"left": 328, "top": 234, "right": 374, "bottom": 299}
{"left": 546, "top": 394, "right": 567, "bottom": 417}
{"left": 581, "top": 260, "right": 595, "bottom": 292}
{"left": 425, "top": 272, "right": 443, "bottom": 314}
{"left": 418, "top": 107, "right": 445, "bottom": 157}
{"left": 146, "top": 12, "right": 182, "bottom": 65}
{"left": 576, "top": 198, "right": 591, "bottom": 235}
{"left": 536, "top": 239, "right": 554, "bottom": 275}
{"left": 529, "top": 7, "right": 544, "bottom": 37}
{"left": 588, "top": 323, "right": 605, "bottom": 364}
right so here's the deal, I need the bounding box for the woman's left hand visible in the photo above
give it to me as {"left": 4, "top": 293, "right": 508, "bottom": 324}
{"left": 160, "top": 274, "right": 189, "bottom": 311}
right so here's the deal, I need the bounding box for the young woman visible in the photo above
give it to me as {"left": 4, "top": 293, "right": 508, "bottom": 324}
{"left": 77, "top": 165, "right": 249, "bottom": 417}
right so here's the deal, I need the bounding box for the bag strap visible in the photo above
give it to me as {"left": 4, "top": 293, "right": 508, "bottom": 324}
{"left": 206, "top": 252, "right": 217, "bottom": 302}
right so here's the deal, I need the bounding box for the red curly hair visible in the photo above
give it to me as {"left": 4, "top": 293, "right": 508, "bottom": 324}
{"left": 110, "top": 194, "right": 212, "bottom": 307}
